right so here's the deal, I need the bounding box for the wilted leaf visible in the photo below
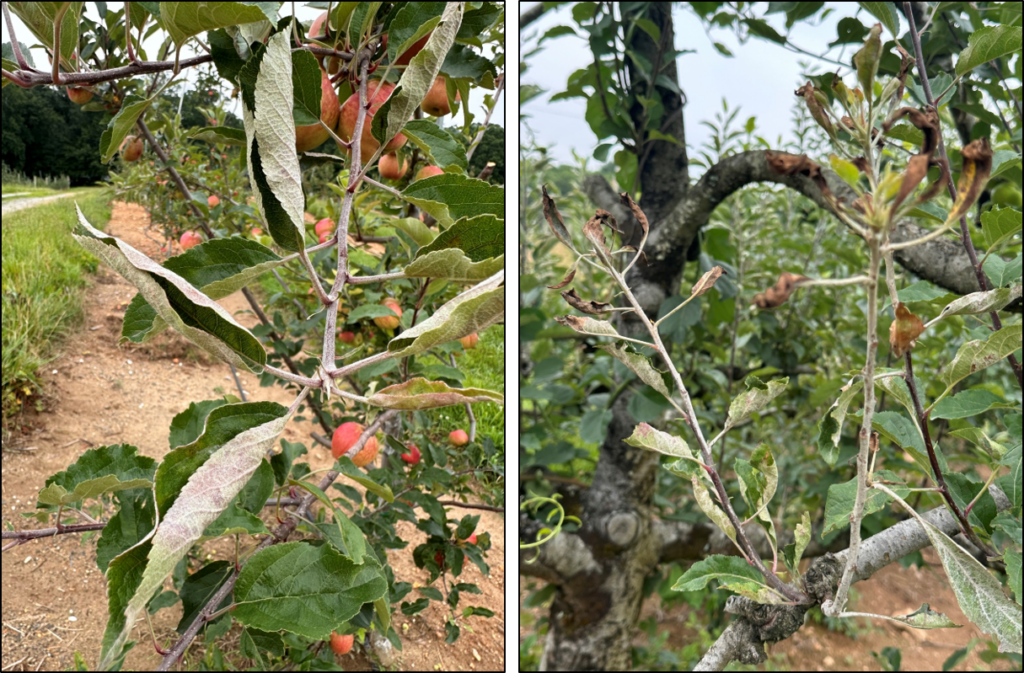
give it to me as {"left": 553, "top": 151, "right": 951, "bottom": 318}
{"left": 554, "top": 315, "right": 620, "bottom": 338}
{"left": 547, "top": 258, "right": 579, "bottom": 290}
{"left": 853, "top": 23, "right": 882, "bottom": 99}
{"left": 753, "top": 272, "right": 809, "bottom": 309}
{"left": 889, "top": 302, "right": 925, "bottom": 357}
{"left": 938, "top": 286, "right": 1022, "bottom": 320}
{"left": 691, "top": 266, "right": 725, "bottom": 298}
{"left": 887, "top": 604, "right": 961, "bottom": 630}
{"left": 949, "top": 138, "right": 993, "bottom": 224}
{"left": 541, "top": 185, "right": 573, "bottom": 248}
{"left": 599, "top": 344, "right": 672, "bottom": 399}
{"left": 561, "top": 288, "right": 613, "bottom": 315}
{"left": 365, "top": 378, "right": 503, "bottom": 410}
{"left": 723, "top": 377, "right": 789, "bottom": 432}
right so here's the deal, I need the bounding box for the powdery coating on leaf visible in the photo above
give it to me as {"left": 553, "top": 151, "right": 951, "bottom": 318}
{"left": 623, "top": 422, "right": 695, "bottom": 459}
{"left": 891, "top": 603, "right": 962, "bottom": 630}
{"left": 72, "top": 205, "right": 266, "bottom": 372}
{"left": 97, "top": 406, "right": 291, "bottom": 669}
{"left": 917, "top": 517, "right": 1022, "bottom": 653}
{"left": 937, "top": 284, "right": 1019, "bottom": 319}
{"left": 161, "top": 2, "right": 269, "bottom": 47}
{"left": 366, "top": 378, "right": 503, "bottom": 410}
{"left": 675, "top": 555, "right": 786, "bottom": 605}
{"left": 388, "top": 271, "right": 503, "bottom": 356}
{"left": 560, "top": 288, "right": 613, "bottom": 315}
{"left": 253, "top": 31, "right": 305, "bottom": 238}
{"left": 943, "top": 324, "right": 1023, "bottom": 389}
{"left": 599, "top": 343, "right": 672, "bottom": 398}
{"left": 554, "top": 314, "right": 620, "bottom": 337}
{"left": 724, "top": 378, "right": 789, "bottom": 432}
{"left": 404, "top": 249, "right": 504, "bottom": 282}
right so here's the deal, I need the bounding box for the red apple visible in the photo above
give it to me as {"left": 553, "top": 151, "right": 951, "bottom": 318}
{"left": 434, "top": 550, "right": 445, "bottom": 567}
{"left": 179, "top": 231, "right": 203, "bottom": 250}
{"left": 329, "top": 631, "right": 354, "bottom": 655}
{"left": 315, "top": 218, "right": 335, "bottom": 237}
{"left": 421, "top": 76, "right": 459, "bottom": 117}
{"left": 459, "top": 533, "right": 478, "bottom": 545}
{"left": 414, "top": 165, "right": 444, "bottom": 181}
{"left": 379, "top": 153, "right": 409, "bottom": 180}
{"left": 67, "top": 86, "right": 93, "bottom": 104}
{"left": 295, "top": 68, "right": 340, "bottom": 153}
{"left": 449, "top": 429, "right": 469, "bottom": 446}
{"left": 121, "top": 135, "right": 144, "bottom": 162}
{"left": 459, "top": 333, "right": 479, "bottom": 349}
{"left": 395, "top": 32, "right": 431, "bottom": 66}
{"left": 331, "top": 421, "right": 379, "bottom": 466}
{"left": 374, "top": 298, "right": 403, "bottom": 330}
{"left": 207, "top": 195, "right": 220, "bottom": 208}
{"left": 400, "top": 444, "right": 421, "bottom": 465}
{"left": 338, "top": 80, "right": 408, "bottom": 162}
{"left": 319, "top": 231, "right": 333, "bottom": 244}
{"left": 308, "top": 11, "right": 344, "bottom": 75}
{"left": 338, "top": 330, "right": 356, "bottom": 344}
{"left": 251, "top": 227, "right": 263, "bottom": 236}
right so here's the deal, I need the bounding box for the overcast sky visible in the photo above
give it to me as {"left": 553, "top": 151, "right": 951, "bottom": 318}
{"left": 2, "top": 4, "right": 503, "bottom": 129}
{"left": 520, "top": 2, "right": 864, "bottom": 166}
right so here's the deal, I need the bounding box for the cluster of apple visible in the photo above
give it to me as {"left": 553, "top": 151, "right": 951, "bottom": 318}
{"left": 329, "top": 423, "right": 472, "bottom": 467}
{"left": 301, "top": 12, "right": 454, "bottom": 178}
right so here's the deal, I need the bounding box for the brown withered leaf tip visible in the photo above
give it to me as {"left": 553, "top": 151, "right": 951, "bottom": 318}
{"left": 561, "top": 288, "right": 613, "bottom": 315}
{"left": 547, "top": 266, "right": 576, "bottom": 290}
{"left": 691, "top": 266, "right": 725, "bottom": 298}
{"left": 619, "top": 192, "right": 649, "bottom": 238}
{"left": 585, "top": 213, "right": 606, "bottom": 251}
{"left": 950, "top": 137, "right": 993, "bottom": 223}
{"left": 895, "top": 44, "right": 914, "bottom": 103}
{"left": 889, "top": 302, "right": 925, "bottom": 357}
{"left": 753, "top": 272, "right": 809, "bottom": 309}
{"left": 764, "top": 151, "right": 835, "bottom": 203}
{"left": 883, "top": 107, "right": 940, "bottom": 156}
{"left": 851, "top": 156, "right": 870, "bottom": 173}
{"left": 541, "top": 185, "right": 572, "bottom": 247}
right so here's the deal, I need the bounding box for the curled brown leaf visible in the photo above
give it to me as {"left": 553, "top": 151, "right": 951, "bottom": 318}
{"left": 795, "top": 82, "right": 835, "bottom": 138}
{"left": 895, "top": 44, "right": 914, "bottom": 104}
{"left": 618, "top": 192, "right": 649, "bottom": 239}
{"left": 889, "top": 302, "right": 925, "bottom": 357}
{"left": 561, "top": 288, "right": 613, "bottom": 315}
{"left": 691, "top": 266, "right": 725, "bottom": 298}
{"left": 547, "top": 263, "right": 578, "bottom": 290}
{"left": 949, "top": 137, "right": 993, "bottom": 223}
{"left": 753, "top": 272, "right": 809, "bottom": 309}
{"left": 883, "top": 107, "right": 940, "bottom": 156}
{"left": 764, "top": 151, "right": 835, "bottom": 203}
{"left": 583, "top": 210, "right": 614, "bottom": 254}
{"left": 541, "top": 185, "right": 573, "bottom": 248}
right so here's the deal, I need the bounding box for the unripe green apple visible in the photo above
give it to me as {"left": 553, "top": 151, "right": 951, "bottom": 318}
{"left": 991, "top": 183, "right": 1022, "bottom": 208}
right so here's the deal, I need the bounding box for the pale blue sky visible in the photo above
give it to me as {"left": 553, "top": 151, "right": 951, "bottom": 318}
{"left": 520, "top": 2, "right": 868, "bottom": 166}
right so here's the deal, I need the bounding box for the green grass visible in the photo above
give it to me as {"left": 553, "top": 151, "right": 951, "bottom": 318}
{"left": 424, "top": 325, "right": 505, "bottom": 453}
{"left": 2, "top": 188, "right": 112, "bottom": 419}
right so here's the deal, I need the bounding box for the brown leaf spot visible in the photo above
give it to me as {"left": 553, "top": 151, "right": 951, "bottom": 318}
{"left": 561, "top": 288, "right": 613, "bottom": 315}
{"left": 753, "top": 272, "right": 809, "bottom": 309}
{"left": 889, "top": 302, "right": 925, "bottom": 357}
{"left": 691, "top": 266, "right": 725, "bottom": 298}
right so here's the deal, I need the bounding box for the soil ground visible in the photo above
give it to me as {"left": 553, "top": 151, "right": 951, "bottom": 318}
{"left": 2, "top": 201, "right": 505, "bottom": 671}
